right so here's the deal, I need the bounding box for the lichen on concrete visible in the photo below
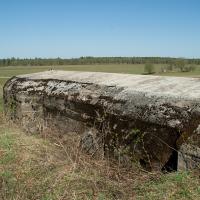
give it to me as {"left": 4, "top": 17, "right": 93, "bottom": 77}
{"left": 3, "top": 71, "right": 200, "bottom": 171}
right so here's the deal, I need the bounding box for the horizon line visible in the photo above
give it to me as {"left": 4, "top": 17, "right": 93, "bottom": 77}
{"left": 1, "top": 56, "right": 200, "bottom": 60}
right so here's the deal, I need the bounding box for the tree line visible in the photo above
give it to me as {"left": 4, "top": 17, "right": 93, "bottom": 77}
{"left": 0, "top": 57, "right": 200, "bottom": 67}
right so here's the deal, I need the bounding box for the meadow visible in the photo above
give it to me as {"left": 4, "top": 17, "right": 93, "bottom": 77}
{"left": 0, "top": 65, "right": 200, "bottom": 199}
{"left": 1, "top": 64, "right": 200, "bottom": 77}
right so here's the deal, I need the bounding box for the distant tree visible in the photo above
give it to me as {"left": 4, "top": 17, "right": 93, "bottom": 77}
{"left": 144, "top": 63, "right": 155, "bottom": 74}
{"left": 174, "top": 59, "right": 186, "bottom": 72}
{"left": 180, "top": 65, "right": 196, "bottom": 72}
{"left": 174, "top": 59, "right": 196, "bottom": 72}
{"left": 188, "top": 65, "right": 196, "bottom": 72}
{"left": 2, "top": 59, "right": 6, "bottom": 66}
{"left": 166, "top": 62, "right": 174, "bottom": 71}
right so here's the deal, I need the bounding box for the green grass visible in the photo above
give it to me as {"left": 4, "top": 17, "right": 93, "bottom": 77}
{"left": 135, "top": 171, "right": 200, "bottom": 200}
{"left": 1, "top": 64, "right": 200, "bottom": 77}
{"left": 0, "top": 64, "right": 147, "bottom": 78}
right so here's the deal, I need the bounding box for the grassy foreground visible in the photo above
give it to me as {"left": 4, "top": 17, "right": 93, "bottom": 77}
{"left": 0, "top": 113, "right": 200, "bottom": 200}
{"left": 0, "top": 66, "right": 200, "bottom": 199}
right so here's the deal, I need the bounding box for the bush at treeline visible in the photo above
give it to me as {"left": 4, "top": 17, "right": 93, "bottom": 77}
{"left": 0, "top": 57, "right": 200, "bottom": 67}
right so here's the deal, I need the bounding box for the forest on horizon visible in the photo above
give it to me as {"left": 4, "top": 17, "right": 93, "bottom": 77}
{"left": 1, "top": 57, "right": 200, "bottom": 67}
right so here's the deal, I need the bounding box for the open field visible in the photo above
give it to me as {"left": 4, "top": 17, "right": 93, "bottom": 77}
{"left": 1, "top": 65, "right": 200, "bottom": 199}
{"left": 1, "top": 64, "right": 155, "bottom": 77}
{"left": 1, "top": 64, "right": 200, "bottom": 77}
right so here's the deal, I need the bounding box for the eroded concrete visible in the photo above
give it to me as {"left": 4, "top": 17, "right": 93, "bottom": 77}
{"left": 3, "top": 71, "right": 200, "bottom": 170}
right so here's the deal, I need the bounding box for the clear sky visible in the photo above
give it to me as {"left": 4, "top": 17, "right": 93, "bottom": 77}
{"left": 1, "top": 0, "right": 200, "bottom": 58}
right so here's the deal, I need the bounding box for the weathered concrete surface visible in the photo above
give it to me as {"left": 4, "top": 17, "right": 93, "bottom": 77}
{"left": 3, "top": 71, "right": 200, "bottom": 170}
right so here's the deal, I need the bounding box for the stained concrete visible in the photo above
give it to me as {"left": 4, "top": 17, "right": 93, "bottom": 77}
{"left": 3, "top": 71, "right": 200, "bottom": 170}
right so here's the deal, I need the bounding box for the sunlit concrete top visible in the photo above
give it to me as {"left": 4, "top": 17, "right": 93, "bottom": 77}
{"left": 5, "top": 70, "right": 200, "bottom": 170}
{"left": 17, "top": 70, "right": 200, "bottom": 100}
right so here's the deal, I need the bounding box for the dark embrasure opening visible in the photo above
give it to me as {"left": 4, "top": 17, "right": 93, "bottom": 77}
{"left": 162, "top": 150, "right": 178, "bottom": 172}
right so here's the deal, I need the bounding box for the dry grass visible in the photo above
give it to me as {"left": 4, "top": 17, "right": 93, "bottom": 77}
{"left": 0, "top": 113, "right": 200, "bottom": 200}
{"left": 0, "top": 113, "right": 146, "bottom": 199}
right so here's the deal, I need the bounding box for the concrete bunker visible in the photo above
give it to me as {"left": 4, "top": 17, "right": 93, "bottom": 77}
{"left": 3, "top": 71, "right": 200, "bottom": 171}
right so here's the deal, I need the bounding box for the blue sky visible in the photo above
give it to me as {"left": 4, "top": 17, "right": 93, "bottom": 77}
{"left": 0, "top": 0, "right": 200, "bottom": 58}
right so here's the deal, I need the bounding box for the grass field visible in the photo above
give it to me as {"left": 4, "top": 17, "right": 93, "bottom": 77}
{"left": 1, "top": 64, "right": 200, "bottom": 78}
{"left": 0, "top": 65, "right": 200, "bottom": 199}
